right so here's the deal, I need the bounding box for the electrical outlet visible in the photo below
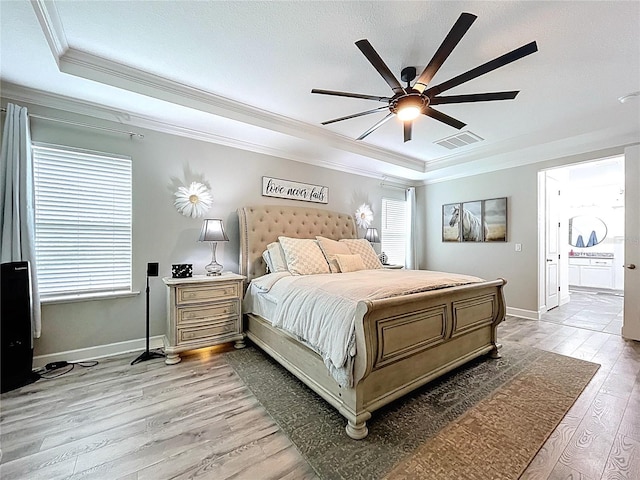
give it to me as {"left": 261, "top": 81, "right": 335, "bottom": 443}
{"left": 515, "top": 243, "right": 522, "bottom": 252}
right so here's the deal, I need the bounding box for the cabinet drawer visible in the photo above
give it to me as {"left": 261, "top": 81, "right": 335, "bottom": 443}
{"left": 178, "top": 320, "right": 239, "bottom": 344}
{"left": 177, "top": 300, "right": 238, "bottom": 325}
{"left": 176, "top": 283, "right": 239, "bottom": 305}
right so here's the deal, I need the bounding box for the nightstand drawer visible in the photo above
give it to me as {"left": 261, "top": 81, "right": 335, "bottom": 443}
{"left": 176, "top": 300, "right": 239, "bottom": 325}
{"left": 178, "top": 320, "right": 239, "bottom": 343}
{"left": 176, "top": 283, "right": 239, "bottom": 305}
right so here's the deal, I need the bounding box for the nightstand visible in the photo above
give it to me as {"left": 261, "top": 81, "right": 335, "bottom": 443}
{"left": 163, "top": 272, "right": 246, "bottom": 365}
{"left": 382, "top": 264, "right": 404, "bottom": 269}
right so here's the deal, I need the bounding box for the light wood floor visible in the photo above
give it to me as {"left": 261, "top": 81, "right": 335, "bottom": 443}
{"left": 1, "top": 315, "right": 639, "bottom": 480}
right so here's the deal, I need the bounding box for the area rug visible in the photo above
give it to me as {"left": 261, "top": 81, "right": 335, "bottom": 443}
{"left": 225, "top": 341, "right": 599, "bottom": 480}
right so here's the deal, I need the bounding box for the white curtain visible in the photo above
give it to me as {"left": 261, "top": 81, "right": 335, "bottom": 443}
{"left": 405, "top": 187, "right": 417, "bottom": 269}
{"left": 1, "top": 103, "right": 41, "bottom": 339}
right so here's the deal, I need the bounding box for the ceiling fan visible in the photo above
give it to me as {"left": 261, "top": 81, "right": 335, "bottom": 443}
{"left": 312, "top": 12, "right": 538, "bottom": 142}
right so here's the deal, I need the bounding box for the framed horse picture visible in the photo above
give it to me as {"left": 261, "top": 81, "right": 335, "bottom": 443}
{"left": 460, "top": 201, "right": 484, "bottom": 242}
{"left": 483, "top": 197, "right": 507, "bottom": 242}
{"left": 442, "top": 203, "right": 461, "bottom": 242}
{"left": 442, "top": 197, "right": 508, "bottom": 243}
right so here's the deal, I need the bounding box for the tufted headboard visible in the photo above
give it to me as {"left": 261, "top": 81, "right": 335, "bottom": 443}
{"left": 237, "top": 205, "right": 357, "bottom": 281}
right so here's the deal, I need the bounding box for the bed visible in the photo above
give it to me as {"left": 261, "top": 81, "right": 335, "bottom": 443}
{"left": 238, "top": 205, "right": 506, "bottom": 439}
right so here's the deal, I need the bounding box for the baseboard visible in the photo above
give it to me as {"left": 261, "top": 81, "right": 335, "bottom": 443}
{"left": 506, "top": 307, "right": 540, "bottom": 321}
{"left": 33, "top": 335, "right": 165, "bottom": 368}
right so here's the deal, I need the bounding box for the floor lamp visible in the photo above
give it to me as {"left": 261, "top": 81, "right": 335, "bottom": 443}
{"left": 131, "top": 262, "right": 165, "bottom": 365}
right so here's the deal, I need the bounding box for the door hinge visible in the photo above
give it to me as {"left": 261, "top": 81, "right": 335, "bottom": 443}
{"left": 558, "top": 254, "right": 561, "bottom": 259}
{"left": 558, "top": 222, "right": 561, "bottom": 228}
{"left": 558, "top": 286, "right": 561, "bottom": 291}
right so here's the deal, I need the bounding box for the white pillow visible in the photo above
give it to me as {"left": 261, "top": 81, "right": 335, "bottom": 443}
{"left": 267, "top": 242, "right": 288, "bottom": 273}
{"left": 316, "top": 236, "right": 352, "bottom": 273}
{"left": 335, "top": 254, "right": 366, "bottom": 273}
{"left": 278, "top": 236, "right": 330, "bottom": 275}
{"left": 339, "top": 238, "right": 383, "bottom": 270}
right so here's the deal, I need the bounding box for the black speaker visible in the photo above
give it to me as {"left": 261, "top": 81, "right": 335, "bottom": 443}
{"left": 1, "top": 261, "right": 40, "bottom": 393}
{"left": 131, "top": 262, "right": 164, "bottom": 365}
{"left": 147, "top": 262, "right": 159, "bottom": 277}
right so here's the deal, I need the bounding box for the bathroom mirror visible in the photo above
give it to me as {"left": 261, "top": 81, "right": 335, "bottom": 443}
{"left": 568, "top": 216, "right": 607, "bottom": 247}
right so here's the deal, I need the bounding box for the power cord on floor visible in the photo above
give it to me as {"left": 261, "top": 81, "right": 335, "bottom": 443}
{"left": 35, "top": 360, "right": 99, "bottom": 379}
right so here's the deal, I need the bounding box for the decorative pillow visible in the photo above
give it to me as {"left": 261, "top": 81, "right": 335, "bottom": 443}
{"left": 278, "top": 236, "right": 330, "bottom": 275}
{"left": 267, "top": 242, "right": 288, "bottom": 273}
{"left": 316, "top": 236, "right": 352, "bottom": 273}
{"left": 339, "top": 238, "right": 384, "bottom": 270}
{"left": 335, "top": 254, "right": 366, "bottom": 273}
{"left": 262, "top": 250, "right": 274, "bottom": 274}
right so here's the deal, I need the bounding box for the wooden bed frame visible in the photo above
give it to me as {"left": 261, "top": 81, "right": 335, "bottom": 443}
{"left": 238, "top": 205, "right": 506, "bottom": 439}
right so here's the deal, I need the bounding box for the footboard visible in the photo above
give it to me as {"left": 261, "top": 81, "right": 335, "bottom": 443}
{"left": 353, "top": 279, "right": 506, "bottom": 414}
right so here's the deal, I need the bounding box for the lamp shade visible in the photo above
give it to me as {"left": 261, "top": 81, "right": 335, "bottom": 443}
{"left": 198, "top": 219, "right": 229, "bottom": 242}
{"left": 364, "top": 227, "right": 379, "bottom": 243}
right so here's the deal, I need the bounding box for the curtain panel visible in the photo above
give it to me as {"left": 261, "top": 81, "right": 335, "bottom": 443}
{"left": 1, "top": 103, "right": 41, "bottom": 339}
{"left": 405, "top": 187, "right": 417, "bottom": 270}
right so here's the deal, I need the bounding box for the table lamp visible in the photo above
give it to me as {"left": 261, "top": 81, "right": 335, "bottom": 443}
{"left": 198, "top": 219, "right": 229, "bottom": 276}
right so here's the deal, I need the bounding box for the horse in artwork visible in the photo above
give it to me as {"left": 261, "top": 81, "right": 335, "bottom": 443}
{"left": 449, "top": 205, "right": 488, "bottom": 241}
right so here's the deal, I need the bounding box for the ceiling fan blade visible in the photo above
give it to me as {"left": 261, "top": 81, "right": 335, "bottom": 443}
{"left": 423, "top": 106, "right": 466, "bottom": 130}
{"left": 414, "top": 12, "right": 477, "bottom": 93}
{"left": 321, "top": 106, "right": 390, "bottom": 125}
{"left": 311, "top": 89, "right": 391, "bottom": 103}
{"left": 355, "top": 39, "right": 406, "bottom": 95}
{"left": 403, "top": 121, "right": 413, "bottom": 143}
{"left": 425, "top": 41, "right": 538, "bottom": 97}
{"left": 357, "top": 113, "right": 394, "bottom": 140}
{"left": 430, "top": 91, "right": 519, "bottom": 105}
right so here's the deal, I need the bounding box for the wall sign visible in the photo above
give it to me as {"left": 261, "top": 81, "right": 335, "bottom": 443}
{"left": 262, "top": 177, "right": 328, "bottom": 204}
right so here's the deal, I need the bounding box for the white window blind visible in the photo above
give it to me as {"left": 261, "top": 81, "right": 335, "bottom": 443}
{"left": 381, "top": 198, "right": 407, "bottom": 266}
{"left": 32, "top": 144, "right": 132, "bottom": 297}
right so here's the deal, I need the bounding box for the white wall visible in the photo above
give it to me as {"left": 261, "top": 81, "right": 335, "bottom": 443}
{"left": 1, "top": 100, "right": 404, "bottom": 357}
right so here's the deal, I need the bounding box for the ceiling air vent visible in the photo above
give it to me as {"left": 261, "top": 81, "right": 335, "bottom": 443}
{"left": 434, "top": 131, "right": 484, "bottom": 150}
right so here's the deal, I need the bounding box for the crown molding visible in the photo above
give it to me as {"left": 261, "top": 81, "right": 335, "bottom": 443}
{"left": 0, "top": 82, "right": 402, "bottom": 181}
{"left": 30, "top": 0, "right": 68, "bottom": 63}
{"left": 57, "top": 47, "right": 426, "bottom": 174}
{"left": 419, "top": 128, "right": 635, "bottom": 185}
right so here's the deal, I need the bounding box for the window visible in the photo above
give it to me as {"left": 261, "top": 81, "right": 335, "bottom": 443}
{"left": 381, "top": 197, "right": 407, "bottom": 266}
{"left": 32, "top": 144, "right": 132, "bottom": 298}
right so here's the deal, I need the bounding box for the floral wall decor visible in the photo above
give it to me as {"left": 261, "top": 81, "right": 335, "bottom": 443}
{"left": 355, "top": 203, "right": 373, "bottom": 229}
{"left": 174, "top": 181, "right": 213, "bottom": 218}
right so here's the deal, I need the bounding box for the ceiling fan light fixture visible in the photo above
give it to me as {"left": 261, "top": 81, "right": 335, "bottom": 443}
{"left": 397, "top": 105, "right": 422, "bottom": 121}
{"left": 393, "top": 95, "right": 426, "bottom": 121}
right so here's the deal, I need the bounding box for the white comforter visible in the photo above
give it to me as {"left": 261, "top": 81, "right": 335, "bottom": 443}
{"left": 246, "top": 269, "right": 484, "bottom": 387}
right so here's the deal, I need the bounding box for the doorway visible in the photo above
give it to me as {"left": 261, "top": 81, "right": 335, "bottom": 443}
{"left": 540, "top": 156, "right": 625, "bottom": 334}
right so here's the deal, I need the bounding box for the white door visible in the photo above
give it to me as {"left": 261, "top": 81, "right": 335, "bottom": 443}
{"left": 622, "top": 145, "right": 639, "bottom": 340}
{"left": 545, "top": 174, "right": 560, "bottom": 310}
